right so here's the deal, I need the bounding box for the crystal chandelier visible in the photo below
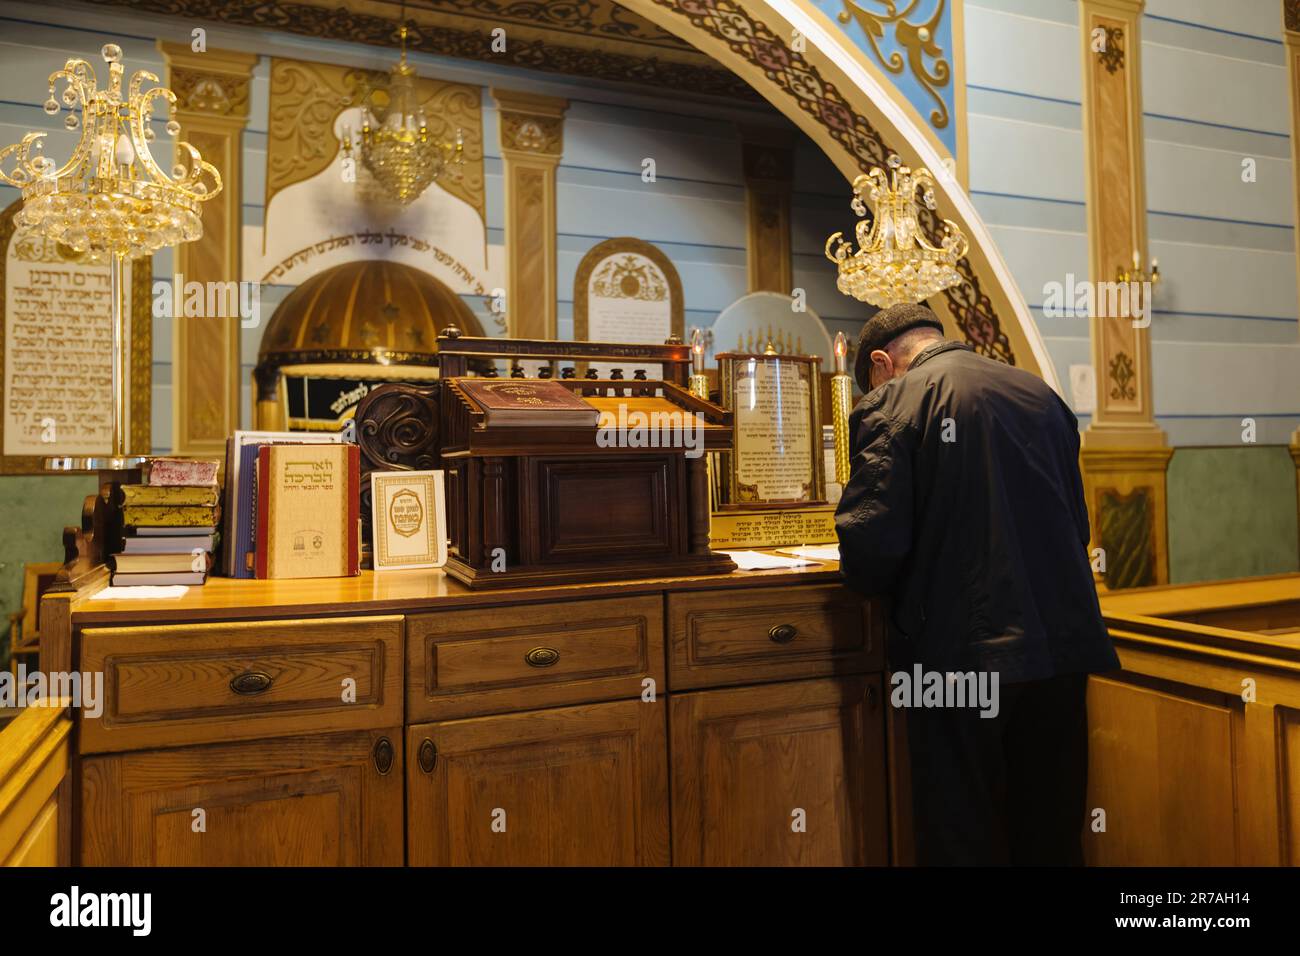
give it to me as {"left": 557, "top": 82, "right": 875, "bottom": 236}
{"left": 0, "top": 43, "right": 222, "bottom": 466}
{"left": 825, "top": 155, "right": 968, "bottom": 309}
{"left": 342, "top": 20, "right": 464, "bottom": 204}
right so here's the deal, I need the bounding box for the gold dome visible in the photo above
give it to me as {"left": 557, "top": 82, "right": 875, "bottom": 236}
{"left": 258, "top": 260, "right": 483, "bottom": 367}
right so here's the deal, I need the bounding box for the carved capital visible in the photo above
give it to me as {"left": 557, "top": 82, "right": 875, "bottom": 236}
{"left": 169, "top": 67, "right": 251, "bottom": 117}
{"left": 157, "top": 44, "right": 258, "bottom": 121}
{"left": 492, "top": 89, "right": 568, "bottom": 159}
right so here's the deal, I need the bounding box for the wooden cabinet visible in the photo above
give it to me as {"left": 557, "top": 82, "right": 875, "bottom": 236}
{"left": 668, "top": 584, "right": 881, "bottom": 690}
{"left": 407, "top": 699, "right": 669, "bottom": 866}
{"left": 57, "top": 571, "right": 890, "bottom": 867}
{"left": 407, "top": 596, "right": 663, "bottom": 720}
{"left": 80, "top": 615, "right": 403, "bottom": 752}
{"left": 80, "top": 728, "right": 403, "bottom": 866}
{"left": 670, "top": 675, "right": 888, "bottom": 866}
{"left": 1, "top": 704, "right": 72, "bottom": 866}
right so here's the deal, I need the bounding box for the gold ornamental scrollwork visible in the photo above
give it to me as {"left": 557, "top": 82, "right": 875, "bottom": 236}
{"left": 265, "top": 58, "right": 485, "bottom": 226}
{"left": 838, "top": 0, "right": 951, "bottom": 130}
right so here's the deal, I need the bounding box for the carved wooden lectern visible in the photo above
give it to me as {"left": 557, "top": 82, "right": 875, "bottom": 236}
{"left": 356, "top": 330, "right": 736, "bottom": 588}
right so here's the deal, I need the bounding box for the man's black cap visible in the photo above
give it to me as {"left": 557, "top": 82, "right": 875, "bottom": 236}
{"left": 854, "top": 303, "right": 946, "bottom": 390}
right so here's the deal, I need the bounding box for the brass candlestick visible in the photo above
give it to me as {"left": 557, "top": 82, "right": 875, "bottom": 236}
{"left": 831, "top": 331, "right": 852, "bottom": 485}
{"left": 688, "top": 327, "right": 709, "bottom": 400}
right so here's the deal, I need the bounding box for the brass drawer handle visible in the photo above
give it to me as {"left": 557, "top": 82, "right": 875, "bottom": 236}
{"left": 768, "top": 623, "right": 798, "bottom": 644}
{"left": 524, "top": 646, "right": 560, "bottom": 668}
{"left": 372, "top": 737, "right": 394, "bottom": 775}
{"left": 418, "top": 738, "right": 438, "bottom": 774}
{"left": 230, "top": 670, "right": 273, "bottom": 695}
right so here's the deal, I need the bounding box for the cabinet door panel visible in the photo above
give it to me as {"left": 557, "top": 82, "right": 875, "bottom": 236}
{"left": 80, "top": 729, "right": 402, "bottom": 866}
{"left": 671, "top": 675, "right": 887, "bottom": 866}
{"left": 408, "top": 699, "right": 669, "bottom": 866}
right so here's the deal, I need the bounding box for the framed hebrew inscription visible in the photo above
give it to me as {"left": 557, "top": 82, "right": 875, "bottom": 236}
{"left": 716, "top": 349, "right": 825, "bottom": 508}
{"left": 0, "top": 199, "right": 151, "bottom": 473}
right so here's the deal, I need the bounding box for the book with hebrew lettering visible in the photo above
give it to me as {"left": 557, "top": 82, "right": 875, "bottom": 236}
{"left": 455, "top": 379, "right": 599, "bottom": 427}
{"left": 253, "top": 443, "right": 360, "bottom": 579}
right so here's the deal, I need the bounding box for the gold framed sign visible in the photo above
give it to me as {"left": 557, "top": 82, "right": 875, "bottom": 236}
{"left": 370, "top": 470, "right": 447, "bottom": 571}
{"left": 0, "top": 199, "right": 152, "bottom": 473}
{"left": 573, "top": 237, "right": 684, "bottom": 378}
{"left": 717, "top": 350, "right": 825, "bottom": 508}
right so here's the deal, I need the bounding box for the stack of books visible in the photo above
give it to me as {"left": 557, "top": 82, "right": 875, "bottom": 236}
{"left": 223, "top": 430, "right": 345, "bottom": 578}
{"left": 111, "top": 457, "right": 221, "bottom": 587}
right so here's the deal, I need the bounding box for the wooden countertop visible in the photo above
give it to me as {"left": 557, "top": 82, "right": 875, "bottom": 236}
{"left": 1098, "top": 572, "right": 1300, "bottom": 620}
{"left": 70, "top": 556, "right": 848, "bottom": 624}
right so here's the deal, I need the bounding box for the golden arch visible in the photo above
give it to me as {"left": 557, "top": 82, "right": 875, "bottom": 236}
{"left": 617, "top": 0, "right": 1059, "bottom": 391}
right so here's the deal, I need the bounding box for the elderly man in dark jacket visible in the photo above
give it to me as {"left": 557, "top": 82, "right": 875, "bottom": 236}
{"left": 835, "top": 302, "right": 1119, "bottom": 866}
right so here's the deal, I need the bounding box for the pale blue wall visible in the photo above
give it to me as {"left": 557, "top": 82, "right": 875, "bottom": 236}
{"left": 965, "top": 0, "right": 1300, "bottom": 447}
{"left": 965, "top": 0, "right": 1300, "bottom": 580}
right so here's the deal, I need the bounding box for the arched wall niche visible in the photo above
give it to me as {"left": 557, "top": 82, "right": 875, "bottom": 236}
{"left": 615, "top": 0, "right": 1060, "bottom": 394}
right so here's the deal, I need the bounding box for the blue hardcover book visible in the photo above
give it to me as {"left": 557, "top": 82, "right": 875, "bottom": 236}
{"left": 232, "top": 442, "right": 267, "bottom": 579}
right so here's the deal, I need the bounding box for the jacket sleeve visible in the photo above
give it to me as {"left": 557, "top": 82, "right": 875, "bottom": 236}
{"left": 834, "top": 404, "right": 915, "bottom": 595}
{"left": 1061, "top": 402, "right": 1092, "bottom": 549}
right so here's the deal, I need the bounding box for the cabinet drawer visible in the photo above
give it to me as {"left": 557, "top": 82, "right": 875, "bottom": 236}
{"left": 407, "top": 595, "right": 663, "bottom": 721}
{"left": 80, "top": 616, "right": 403, "bottom": 753}
{"left": 668, "top": 584, "right": 880, "bottom": 690}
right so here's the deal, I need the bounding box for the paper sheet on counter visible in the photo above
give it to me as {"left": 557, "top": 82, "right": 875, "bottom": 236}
{"left": 720, "top": 550, "right": 819, "bottom": 571}
{"left": 776, "top": 545, "right": 840, "bottom": 561}
{"left": 90, "top": 585, "right": 191, "bottom": 600}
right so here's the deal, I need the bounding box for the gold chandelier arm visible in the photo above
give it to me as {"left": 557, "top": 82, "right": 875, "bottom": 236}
{"left": 51, "top": 57, "right": 96, "bottom": 102}
{"left": 172, "top": 141, "right": 224, "bottom": 200}
{"left": 824, "top": 231, "right": 850, "bottom": 263}
{"left": 129, "top": 67, "right": 160, "bottom": 103}
{"left": 943, "top": 219, "right": 969, "bottom": 259}
{"left": 131, "top": 86, "right": 177, "bottom": 183}
{"left": 0, "top": 133, "right": 41, "bottom": 186}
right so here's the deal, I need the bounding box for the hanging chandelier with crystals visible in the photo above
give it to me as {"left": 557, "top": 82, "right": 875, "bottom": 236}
{"left": 0, "top": 43, "right": 221, "bottom": 262}
{"left": 824, "top": 155, "right": 968, "bottom": 309}
{"left": 342, "top": 23, "right": 464, "bottom": 204}
{"left": 0, "top": 43, "right": 221, "bottom": 465}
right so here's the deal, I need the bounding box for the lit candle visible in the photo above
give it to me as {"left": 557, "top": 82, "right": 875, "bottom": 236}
{"left": 830, "top": 332, "right": 853, "bottom": 487}
{"left": 1133, "top": 249, "right": 1141, "bottom": 271}
{"left": 691, "top": 327, "right": 705, "bottom": 374}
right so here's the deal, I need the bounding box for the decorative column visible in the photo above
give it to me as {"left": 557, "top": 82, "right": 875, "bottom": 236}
{"left": 1284, "top": 3, "right": 1300, "bottom": 319}
{"left": 740, "top": 129, "right": 793, "bottom": 294}
{"left": 1284, "top": 5, "right": 1300, "bottom": 561}
{"left": 1077, "top": 0, "right": 1172, "bottom": 589}
{"left": 492, "top": 89, "right": 567, "bottom": 340}
{"left": 158, "top": 43, "right": 256, "bottom": 455}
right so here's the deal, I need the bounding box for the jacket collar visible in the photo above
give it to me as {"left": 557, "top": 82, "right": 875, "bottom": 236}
{"left": 907, "top": 339, "right": 971, "bottom": 373}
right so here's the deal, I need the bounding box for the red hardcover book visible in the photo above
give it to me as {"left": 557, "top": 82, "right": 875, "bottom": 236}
{"left": 143, "top": 457, "right": 220, "bottom": 487}
{"left": 455, "top": 379, "right": 599, "bottom": 427}
{"left": 254, "top": 443, "right": 360, "bottom": 579}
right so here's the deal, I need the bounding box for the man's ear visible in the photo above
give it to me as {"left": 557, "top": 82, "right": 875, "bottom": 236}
{"left": 870, "top": 349, "right": 892, "bottom": 382}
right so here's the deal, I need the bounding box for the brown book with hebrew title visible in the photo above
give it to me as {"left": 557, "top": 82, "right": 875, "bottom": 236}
{"left": 254, "top": 443, "right": 360, "bottom": 579}
{"left": 455, "top": 379, "right": 599, "bottom": 427}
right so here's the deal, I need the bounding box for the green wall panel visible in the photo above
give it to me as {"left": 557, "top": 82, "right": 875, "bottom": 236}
{"left": 0, "top": 474, "right": 97, "bottom": 664}
{"left": 1167, "top": 446, "right": 1299, "bottom": 584}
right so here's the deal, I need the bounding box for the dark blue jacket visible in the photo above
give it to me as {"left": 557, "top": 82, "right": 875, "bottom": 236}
{"left": 835, "top": 339, "right": 1119, "bottom": 683}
